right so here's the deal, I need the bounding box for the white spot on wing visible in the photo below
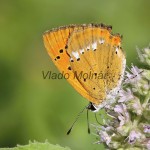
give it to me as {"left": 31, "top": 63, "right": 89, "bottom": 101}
{"left": 99, "top": 39, "right": 105, "bottom": 44}
{"left": 116, "top": 47, "right": 119, "bottom": 53}
{"left": 115, "top": 47, "right": 121, "bottom": 57}
{"left": 92, "top": 42, "right": 97, "bottom": 50}
{"left": 72, "top": 51, "right": 80, "bottom": 59}
{"left": 79, "top": 49, "right": 84, "bottom": 54}
{"left": 86, "top": 45, "right": 90, "bottom": 50}
{"left": 70, "top": 57, "right": 73, "bottom": 62}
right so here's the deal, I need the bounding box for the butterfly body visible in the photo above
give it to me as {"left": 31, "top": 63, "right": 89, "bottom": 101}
{"left": 43, "top": 24, "right": 126, "bottom": 110}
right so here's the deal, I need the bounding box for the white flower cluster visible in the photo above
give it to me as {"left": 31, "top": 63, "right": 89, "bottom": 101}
{"left": 95, "top": 46, "right": 150, "bottom": 150}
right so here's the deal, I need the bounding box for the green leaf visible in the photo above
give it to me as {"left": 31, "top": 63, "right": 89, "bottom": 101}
{"left": 0, "top": 141, "right": 71, "bottom": 150}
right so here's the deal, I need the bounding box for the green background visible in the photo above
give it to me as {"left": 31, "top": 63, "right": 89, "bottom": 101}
{"left": 0, "top": 0, "right": 150, "bottom": 149}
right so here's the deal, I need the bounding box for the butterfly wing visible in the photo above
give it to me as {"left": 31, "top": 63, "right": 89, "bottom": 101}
{"left": 43, "top": 25, "right": 97, "bottom": 104}
{"left": 43, "top": 24, "right": 126, "bottom": 105}
{"left": 66, "top": 24, "right": 126, "bottom": 105}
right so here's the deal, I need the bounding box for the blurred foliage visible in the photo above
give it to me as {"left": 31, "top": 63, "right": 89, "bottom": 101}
{"left": 0, "top": 141, "right": 71, "bottom": 150}
{"left": 0, "top": 0, "right": 150, "bottom": 149}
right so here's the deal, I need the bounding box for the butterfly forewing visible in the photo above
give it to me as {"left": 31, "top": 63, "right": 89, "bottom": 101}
{"left": 43, "top": 25, "right": 97, "bottom": 104}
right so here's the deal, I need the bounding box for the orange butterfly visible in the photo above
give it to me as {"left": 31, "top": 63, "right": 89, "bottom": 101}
{"left": 43, "top": 23, "right": 126, "bottom": 112}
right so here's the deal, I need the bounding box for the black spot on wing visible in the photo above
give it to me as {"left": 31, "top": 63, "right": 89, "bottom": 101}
{"left": 68, "top": 66, "right": 71, "bottom": 70}
{"left": 56, "top": 56, "right": 60, "bottom": 59}
{"left": 59, "top": 49, "right": 63, "bottom": 53}
{"left": 54, "top": 56, "right": 60, "bottom": 61}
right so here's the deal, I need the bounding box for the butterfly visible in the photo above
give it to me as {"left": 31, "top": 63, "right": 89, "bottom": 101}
{"left": 43, "top": 23, "right": 126, "bottom": 112}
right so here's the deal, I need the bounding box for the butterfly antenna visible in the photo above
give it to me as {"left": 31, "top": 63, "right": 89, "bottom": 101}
{"left": 94, "top": 113, "right": 103, "bottom": 126}
{"left": 87, "top": 109, "right": 90, "bottom": 134}
{"left": 67, "top": 105, "right": 87, "bottom": 135}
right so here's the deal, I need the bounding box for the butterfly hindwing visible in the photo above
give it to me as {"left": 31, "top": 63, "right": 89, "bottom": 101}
{"left": 66, "top": 24, "right": 126, "bottom": 104}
